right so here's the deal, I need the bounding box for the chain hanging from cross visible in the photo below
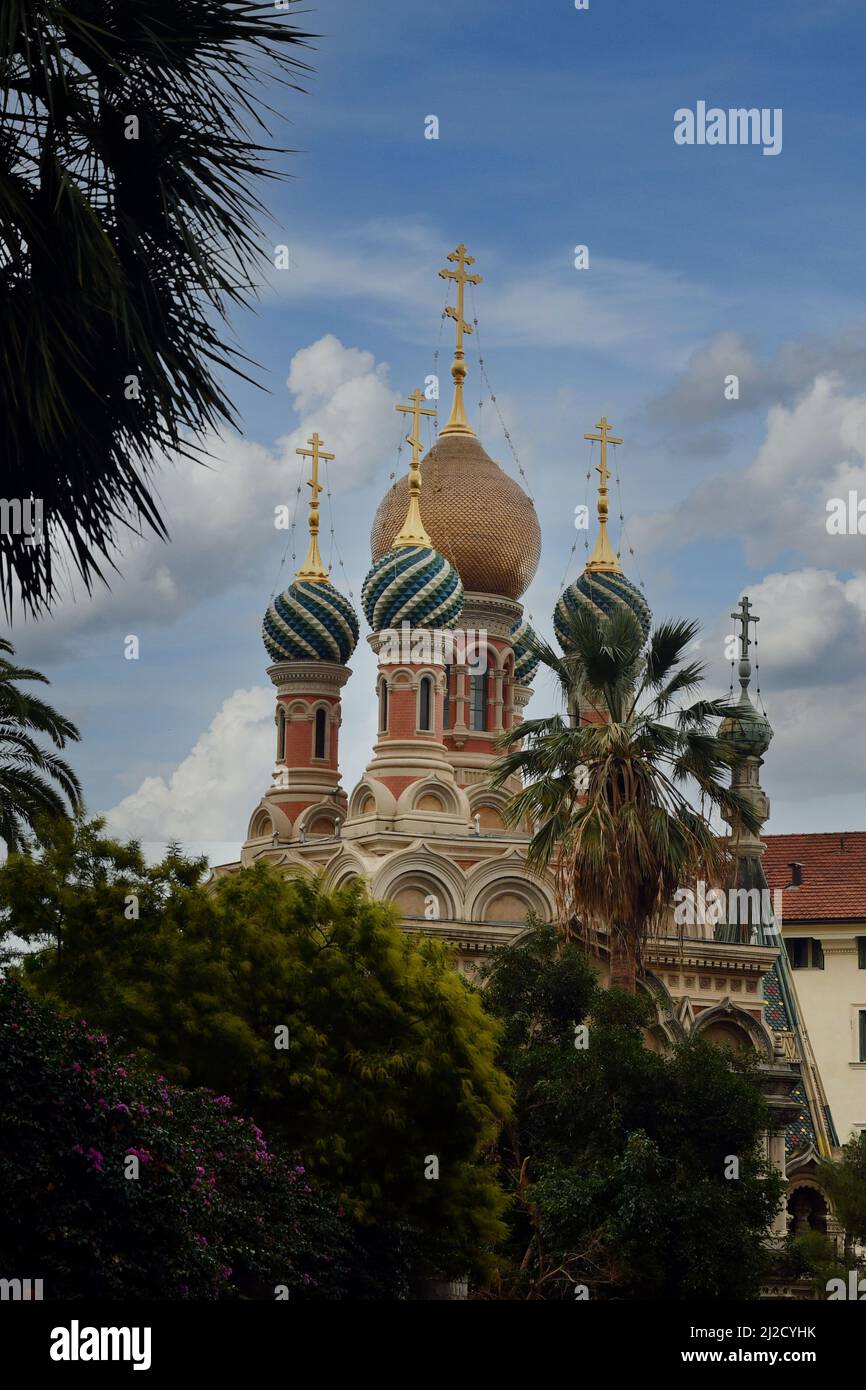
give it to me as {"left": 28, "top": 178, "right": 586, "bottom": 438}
{"left": 731, "top": 595, "right": 760, "bottom": 663}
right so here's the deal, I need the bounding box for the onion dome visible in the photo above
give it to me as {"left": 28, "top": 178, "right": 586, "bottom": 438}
{"left": 263, "top": 430, "right": 359, "bottom": 665}
{"left": 263, "top": 580, "right": 359, "bottom": 664}
{"left": 363, "top": 386, "right": 465, "bottom": 633}
{"left": 510, "top": 618, "right": 540, "bottom": 685}
{"left": 362, "top": 544, "right": 463, "bottom": 631}
{"left": 372, "top": 245, "right": 539, "bottom": 600}
{"left": 371, "top": 433, "right": 540, "bottom": 601}
{"left": 554, "top": 569, "right": 652, "bottom": 648}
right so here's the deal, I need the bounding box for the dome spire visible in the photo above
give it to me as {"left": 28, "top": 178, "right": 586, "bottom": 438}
{"left": 584, "top": 415, "right": 623, "bottom": 573}
{"left": 295, "top": 432, "right": 333, "bottom": 582}
{"left": 438, "top": 242, "right": 482, "bottom": 437}
{"left": 393, "top": 388, "right": 436, "bottom": 546}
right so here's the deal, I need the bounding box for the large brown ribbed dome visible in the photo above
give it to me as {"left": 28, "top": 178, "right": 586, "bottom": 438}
{"left": 370, "top": 433, "right": 541, "bottom": 600}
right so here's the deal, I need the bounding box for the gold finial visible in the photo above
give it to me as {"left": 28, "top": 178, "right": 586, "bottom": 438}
{"left": 438, "top": 242, "right": 482, "bottom": 437}
{"left": 295, "top": 432, "right": 333, "bottom": 582}
{"left": 393, "top": 389, "right": 437, "bottom": 546}
{"left": 584, "top": 416, "right": 623, "bottom": 573}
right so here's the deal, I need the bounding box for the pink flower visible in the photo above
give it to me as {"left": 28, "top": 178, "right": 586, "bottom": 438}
{"left": 71, "top": 1062, "right": 81, "bottom": 1073}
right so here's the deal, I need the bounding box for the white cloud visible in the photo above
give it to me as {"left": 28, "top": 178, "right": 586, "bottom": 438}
{"left": 634, "top": 375, "right": 866, "bottom": 569}
{"left": 105, "top": 686, "right": 272, "bottom": 847}
{"left": 267, "top": 223, "right": 706, "bottom": 364}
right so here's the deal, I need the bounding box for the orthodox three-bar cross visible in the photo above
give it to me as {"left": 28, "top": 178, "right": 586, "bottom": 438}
{"left": 439, "top": 243, "right": 482, "bottom": 356}
{"left": 395, "top": 388, "right": 437, "bottom": 468}
{"left": 583, "top": 415, "right": 622, "bottom": 493}
{"left": 295, "top": 432, "right": 334, "bottom": 580}
{"left": 731, "top": 595, "right": 759, "bottom": 661}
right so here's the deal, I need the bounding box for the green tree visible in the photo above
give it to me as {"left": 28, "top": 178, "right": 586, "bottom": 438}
{"left": 0, "top": 2, "right": 312, "bottom": 615}
{"left": 2, "top": 816, "right": 511, "bottom": 1275}
{"left": 492, "top": 607, "right": 760, "bottom": 990}
{"left": 481, "top": 920, "right": 783, "bottom": 1299}
{"left": 0, "top": 638, "right": 82, "bottom": 851}
{"left": 818, "top": 1131, "right": 866, "bottom": 1264}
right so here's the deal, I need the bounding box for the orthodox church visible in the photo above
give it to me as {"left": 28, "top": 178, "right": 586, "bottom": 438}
{"left": 215, "top": 245, "right": 846, "bottom": 1253}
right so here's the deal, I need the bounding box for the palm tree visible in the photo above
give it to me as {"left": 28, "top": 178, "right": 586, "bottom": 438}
{"left": 0, "top": 638, "right": 82, "bottom": 850}
{"left": 491, "top": 606, "right": 761, "bottom": 991}
{"left": 0, "top": 3, "right": 313, "bottom": 617}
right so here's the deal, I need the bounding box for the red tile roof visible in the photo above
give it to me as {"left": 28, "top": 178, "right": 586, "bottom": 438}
{"left": 761, "top": 832, "right": 866, "bottom": 923}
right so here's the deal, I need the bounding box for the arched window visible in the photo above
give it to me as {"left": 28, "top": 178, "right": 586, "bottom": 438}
{"left": 469, "top": 669, "right": 487, "bottom": 731}
{"left": 443, "top": 665, "right": 451, "bottom": 730}
{"left": 314, "top": 707, "right": 327, "bottom": 759}
{"left": 277, "top": 706, "right": 286, "bottom": 761}
{"left": 419, "top": 675, "right": 432, "bottom": 732}
{"left": 378, "top": 678, "right": 389, "bottom": 732}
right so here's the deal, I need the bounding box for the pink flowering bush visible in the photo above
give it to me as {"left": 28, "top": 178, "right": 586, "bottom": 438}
{"left": 0, "top": 979, "right": 352, "bottom": 1299}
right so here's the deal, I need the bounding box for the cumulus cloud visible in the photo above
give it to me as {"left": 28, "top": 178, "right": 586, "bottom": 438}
{"left": 634, "top": 375, "right": 866, "bottom": 569}
{"left": 644, "top": 328, "right": 866, "bottom": 433}
{"left": 105, "top": 686, "right": 272, "bottom": 847}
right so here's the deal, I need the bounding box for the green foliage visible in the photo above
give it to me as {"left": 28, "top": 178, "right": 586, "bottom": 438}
{"left": 491, "top": 607, "right": 762, "bottom": 984}
{"left": 481, "top": 920, "right": 784, "bottom": 1300}
{"left": 0, "top": 977, "right": 353, "bottom": 1299}
{"left": 0, "top": 2, "right": 313, "bottom": 615}
{"left": 818, "top": 1131, "right": 866, "bottom": 1257}
{"left": 0, "top": 639, "right": 82, "bottom": 851}
{"left": 2, "top": 816, "right": 511, "bottom": 1273}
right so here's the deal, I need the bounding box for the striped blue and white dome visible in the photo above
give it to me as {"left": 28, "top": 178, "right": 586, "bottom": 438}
{"left": 554, "top": 569, "right": 652, "bottom": 650}
{"left": 362, "top": 544, "right": 464, "bottom": 632}
{"left": 263, "top": 579, "right": 359, "bottom": 664}
{"left": 510, "top": 618, "right": 540, "bottom": 685}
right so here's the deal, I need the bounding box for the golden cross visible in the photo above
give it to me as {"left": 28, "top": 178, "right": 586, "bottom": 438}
{"left": 395, "top": 387, "right": 437, "bottom": 465}
{"left": 294, "top": 432, "right": 334, "bottom": 582}
{"left": 393, "top": 390, "right": 436, "bottom": 548}
{"left": 583, "top": 416, "right": 623, "bottom": 492}
{"left": 439, "top": 243, "right": 482, "bottom": 436}
{"left": 583, "top": 416, "right": 623, "bottom": 574}
{"left": 439, "top": 243, "right": 483, "bottom": 356}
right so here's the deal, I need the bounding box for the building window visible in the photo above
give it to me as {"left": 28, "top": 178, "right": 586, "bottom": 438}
{"left": 443, "top": 666, "right": 451, "bottom": 730}
{"left": 314, "top": 707, "right": 327, "bottom": 759}
{"left": 277, "top": 706, "right": 286, "bottom": 761}
{"left": 786, "top": 937, "right": 824, "bottom": 970}
{"left": 469, "top": 670, "right": 487, "bottom": 731}
{"left": 858, "top": 937, "right": 866, "bottom": 970}
{"left": 378, "top": 679, "right": 388, "bottom": 732}
{"left": 860, "top": 1010, "right": 866, "bottom": 1064}
{"left": 419, "top": 675, "right": 432, "bottom": 732}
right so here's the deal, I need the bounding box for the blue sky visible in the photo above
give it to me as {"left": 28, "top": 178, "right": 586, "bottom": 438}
{"left": 11, "top": 0, "right": 866, "bottom": 856}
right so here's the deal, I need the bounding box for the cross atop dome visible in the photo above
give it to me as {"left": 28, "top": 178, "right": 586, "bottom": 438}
{"left": 584, "top": 415, "right": 623, "bottom": 573}
{"left": 295, "top": 431, "right": 333, "bottom": 582}
{"left": 393, "top": 388, "right": 437, "bottom": 547}
{"left": 731, "top": 595, "right": 759, "bottom": 661}
{"left": 439, "top": 242, "right": 482, "bottom": 438}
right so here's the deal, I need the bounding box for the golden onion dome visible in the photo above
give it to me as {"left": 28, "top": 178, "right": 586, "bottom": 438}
{"left": 370, "top": 432, "right": 541, "bottom": 600}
